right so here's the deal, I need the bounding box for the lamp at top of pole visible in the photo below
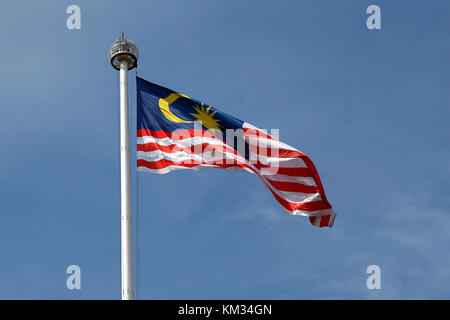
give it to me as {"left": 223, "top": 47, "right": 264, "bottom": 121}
{"left": 109, "top": 36, "right": 139, "bottom": 70}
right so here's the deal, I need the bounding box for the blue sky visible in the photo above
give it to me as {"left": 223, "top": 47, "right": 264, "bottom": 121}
{"left": 0, "top": 0, "right": 449, "bottom": 299}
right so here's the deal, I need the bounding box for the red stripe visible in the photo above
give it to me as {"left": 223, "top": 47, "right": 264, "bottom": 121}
{"left": 299, "top": 155, "right": 330, "bottom": 203}
{"left": 247, "top": 144, "right": 305, "bottom": 158}
{"left": 265, "top": 179, "right": 319, "bottom": 193}
{"left": 309, "top": 216, "right": 318, "bottom": 226}
{"left": 242, "top": 127, "right": 281, "bottom": 141}
{"left": 319, "top": 215, "right": 331, "bottom": 227}
{"left": 269, "top": 187, "right": 332, "bottom": 212}
{"left": 257, "top": 165, "right": 314, "bottom": 177}
{"left": 138, "top": 128, "right": 219, "bottom": 139}
{"left": 138, "top": 141, "right": 239, "bottom": 157}
{"left": 308, "top": 215, "right": 332, "bottom": 227}
{"left": 137, "top": 158, "right": 250, "bottom": 171}
{"left": 138, "top": 145, "right": 253, "bottom": 167}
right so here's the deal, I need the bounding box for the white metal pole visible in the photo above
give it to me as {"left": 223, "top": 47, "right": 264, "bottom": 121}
{"left": 119, "top": 59, "right": 134, "bottom": 300}
{"left": 109, "top": 36, "right": 138, "bottom": 300}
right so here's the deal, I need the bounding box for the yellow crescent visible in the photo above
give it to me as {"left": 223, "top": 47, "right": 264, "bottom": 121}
{"left": 158, "top": 93, "right": 193, "bottom": 123}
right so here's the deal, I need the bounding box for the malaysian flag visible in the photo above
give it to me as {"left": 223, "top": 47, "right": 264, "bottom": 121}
{"left": 136, "top": 76, "right": 336, "bottom": 227}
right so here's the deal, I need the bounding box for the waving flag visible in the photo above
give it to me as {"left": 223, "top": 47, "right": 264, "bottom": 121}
{"left": 136, "top": 76, "right": 336, "bottom": 227}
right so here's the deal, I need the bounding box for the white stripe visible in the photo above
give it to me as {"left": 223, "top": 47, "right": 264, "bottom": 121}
{"left": 264, "top": 174, "right": 317, "bottom": 186}
{"left": 278, "top": 207, "right": 336, "bottom": 224}
{"left": 245, "top": 137, "right": 299, "bottom": 152}
{"left": 311, "top": 216, "right": 322, "bottom": 227}
{"left": 306, "top": 213, "right": 335, "bottom": 227}
{"left": 280, "top": 191, "right": 322, "bottom": 203}
{"left": 138, "top": 149, "right": 306, "bottom": 169}
{"left": 137, "top": 164, "right": 253, "bottom": 175}
{"left": 242, "top": 122, "right": 302, "bottom": 152}
{"left": 137, "top": 148, "right": 250, "bottom": 166}
{"left": 137, "top": 135, "right": 230, "bottom": 149}
{"left": 261, "top": 180, "right": 323, "bottom": 202}
{"left": 253, "top": 154, "right": 307, "bottom": 168}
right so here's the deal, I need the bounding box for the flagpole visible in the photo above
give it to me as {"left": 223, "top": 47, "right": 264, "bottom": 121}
{"left": 109, "top": 35, "right": 139, "bottom": 300}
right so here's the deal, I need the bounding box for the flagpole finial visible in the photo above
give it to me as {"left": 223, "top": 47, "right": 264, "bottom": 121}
{"left": 109, "top": 36, "right": 139, "bottom": 71}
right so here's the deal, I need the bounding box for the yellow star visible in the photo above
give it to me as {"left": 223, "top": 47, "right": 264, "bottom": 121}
{"left": 190, "top": 103, "right": 222, "bottom": 135}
